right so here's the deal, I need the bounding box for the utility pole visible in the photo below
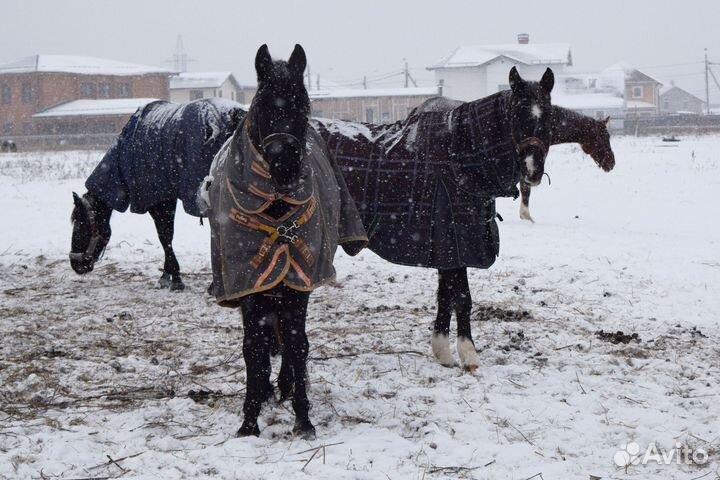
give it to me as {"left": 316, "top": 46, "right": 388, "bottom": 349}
{"left": 316, "top": 74, "right": 320, "bottom": 91}
{"left": 404, "top": 59, "right": 409, "bottom": 88}
{"left": 705, "top": 49, "right": 710, "bottom": 115}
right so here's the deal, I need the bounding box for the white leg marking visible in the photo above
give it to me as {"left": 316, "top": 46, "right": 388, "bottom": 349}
{"left": 457, "top": 337, "right": 481, "bottom": 369}
{"left": 431, "top": 333, "right": 455, "bottom": 367}
{"left": 519, "top": 203, "right": 535, "bottom": 223}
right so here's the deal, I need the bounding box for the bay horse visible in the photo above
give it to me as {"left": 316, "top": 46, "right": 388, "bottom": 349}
{"left": 519, "top": 109, "right": 614, "bottom": 222}
{"left": 70, "top": 98, "right": 244, "bottom": 290}
{"left": 200, "top": 44, "right": 366, "bottom": 438}
{"left": 313, "top": 68, "right": 569, "bottom": 370}
{"left": 409, "top": 98, "right": 615, "bottom": 222}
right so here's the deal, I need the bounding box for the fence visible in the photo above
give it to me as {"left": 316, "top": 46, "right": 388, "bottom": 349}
{"left": 624, "top": 114, "right": 720, "bottom": 136}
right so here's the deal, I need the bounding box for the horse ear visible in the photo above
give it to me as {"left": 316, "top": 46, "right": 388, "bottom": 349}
{"left": 540, "top": 68, "right": 554, "bottom": 92}
{"left": 509, "top": 66, "right": 522, "bottom": 90}
{"left": 288, "top": 44, "right": 307, "bottom": 77}
{"left": 603, "top": 116, "right": 610, "bottom": 126}
{"left": 72, "top": 191, "right": 82, "bottom": 207}
{"left": 255, "top": 44, "right": 273, "bottom": 82}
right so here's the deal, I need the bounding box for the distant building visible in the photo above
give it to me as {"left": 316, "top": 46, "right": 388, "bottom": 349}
{"left": 660, "top": 85, "right": 704, "bottom": 115}
{"left": 553, "top": 70, "right": 626, "bottom": 130}
{"left": 604, "top": 62, "right": 663, "bottom": 116}
{"left": 309, "top": 86, "right": 439, "bottom": 123}
{"left": 0, "top": 54, "right": 172, "bottom": 149}
{"left": 427, "top": 33, "right": 572, "bottom": 101}
{"left": 169, "top": 71, "right": 255, "bottom": 104}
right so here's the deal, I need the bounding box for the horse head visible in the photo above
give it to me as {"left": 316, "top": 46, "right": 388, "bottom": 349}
{"left": 582, "top": 117, "right": 615, "bottom": 172}
{"left": 247, "top": 44, "right": 310, "bottom": 192}
{"left": 508, "top": 67, "right": 554, "bottom": 186}
{"left": 69, "top": 192, "right": 110, "bottom": 274}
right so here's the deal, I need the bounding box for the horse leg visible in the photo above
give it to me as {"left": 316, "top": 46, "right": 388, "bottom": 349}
{"left": 432, "top": 269, "right": 456, "bottom": 367}
{"left": 278, "top": 288, "right": 314, "bottom": 438}
{"left": 519, "top": 180, "right": 535, "bottom": 223}
{"left": 148, "top": 200, "right": 184, "bottom": 290}
{"left": 453, "top": 268, "right": 481, "bottom": 370}
{"left": 237, "top": 296, "right": 275, "bottom": 437}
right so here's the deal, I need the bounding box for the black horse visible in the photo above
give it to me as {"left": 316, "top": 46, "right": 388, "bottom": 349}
{"left": 201, "top": 44, "right": 366, "bottom": 438}
{"left": 70, "top": 98, "right": 244, "bottom": 290}
{"left": 313, "top": 67, "right": 556, "bottom": 369}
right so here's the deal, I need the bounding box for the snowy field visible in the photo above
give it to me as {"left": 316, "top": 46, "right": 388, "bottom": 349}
{"left": 0, "top": 136, "right": 718, "bottom": 480}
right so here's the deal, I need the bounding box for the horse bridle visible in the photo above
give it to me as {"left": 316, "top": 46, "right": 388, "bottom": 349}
{"left": 69, "top": 196, "right": 108, "bottom": 263}
{"left": 515, "top": 136, "right": 548, "bottom": 157}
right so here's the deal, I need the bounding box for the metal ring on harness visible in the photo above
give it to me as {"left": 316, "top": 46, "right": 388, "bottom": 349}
{"left": 262, "top": 132, "right": 305, "bottom": 154}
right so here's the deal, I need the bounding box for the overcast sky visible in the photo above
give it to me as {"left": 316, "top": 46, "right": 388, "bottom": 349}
{"left": 2, "top": 0, "right": 718, "bottom": 98}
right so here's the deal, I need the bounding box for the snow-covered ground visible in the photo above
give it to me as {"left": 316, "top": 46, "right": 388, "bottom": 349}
{"left": 0, "top": 136, "right": 718, "bottom": 480}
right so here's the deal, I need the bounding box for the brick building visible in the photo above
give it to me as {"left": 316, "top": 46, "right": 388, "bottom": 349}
{"left": 0, "top": 54, "right": 172, "bottom": 149}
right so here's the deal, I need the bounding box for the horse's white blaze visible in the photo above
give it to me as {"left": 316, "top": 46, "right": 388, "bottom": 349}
{"left": 431, "top": 333, "right": 454, "bottom": 367}
{"left": 525, "top": 155, "right": 536, "bottom": 177}
{"left": 531, "top": 104, "right": 542, "bottom": 119}
{"left": 457, "top": 338, "right": 481, "bottom": 369}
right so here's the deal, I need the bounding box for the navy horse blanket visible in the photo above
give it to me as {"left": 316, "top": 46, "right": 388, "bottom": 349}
{"left": 312, "top": 91, "right": 521, "bottom": 270}
{"left": 86, "top": 98, "right": 244, "bottom": 217}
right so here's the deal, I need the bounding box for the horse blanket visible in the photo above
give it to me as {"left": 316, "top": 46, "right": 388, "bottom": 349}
{"left": 313, "top": 91, "right": 521, "bottom": 270}
{"left": 85, "top": 98, "right": 243, "bottom": 217}
{"left": 201, "top": 120, "right": 368, "bottom": 307}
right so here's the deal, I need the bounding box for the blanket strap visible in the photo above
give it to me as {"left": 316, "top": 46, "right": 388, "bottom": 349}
{"left": 229, "top": 197, "right": 318, "bottom": 269}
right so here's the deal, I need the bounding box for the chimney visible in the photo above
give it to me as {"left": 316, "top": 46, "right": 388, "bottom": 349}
{"left": 518, "top": 33, "right": 529, "bottom": 44}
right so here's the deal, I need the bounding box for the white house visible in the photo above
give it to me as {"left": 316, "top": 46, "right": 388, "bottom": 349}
{"left": 169, "top": 72, "right": 254, "bottom": 104}
{"left": 427, "top": 34, "right": 572, "bottom": 101}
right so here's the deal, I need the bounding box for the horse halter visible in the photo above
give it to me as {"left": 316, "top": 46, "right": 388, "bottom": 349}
{"left": 69, "top": 196, "right": 107, "bottom": 263}
{"left": 515, "top": 136, "right": 548, "bottom": 158}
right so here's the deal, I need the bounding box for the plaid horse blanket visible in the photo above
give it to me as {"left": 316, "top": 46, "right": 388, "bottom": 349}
{"left": 201, "top": 120, "right": 368, "bottom": 306}
{"left": 312, "top": 91, "right": 521, "bottom": 270}
{"left": 85, "top": 98, "right": 243, "bottom": 217}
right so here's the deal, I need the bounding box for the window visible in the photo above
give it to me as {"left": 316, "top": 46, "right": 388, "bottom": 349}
{"left": 231, "top": 91, "right": 235, "bottom": 101}
{"left": 80, "top": 82, "right": 97, "bottom": 98}
{"left": 1, "top": 84, "right": 10, "bottom": 104}
{"left": 632, "top": 86, "right": 643, "bottom": 98}
{"left": 365, "top": 108, "right": 375, "bottom": 123}
{"left": 99, "top": 83, "right": 112, "bottom": 98}
{"left": 22, "top": 82, "right": 33, "bottom": 103}
{"left": 117, "top": 83, "right": 131, "bottom": 98}
{"left": 217, "top": 89, "right": 223, "bottom": 98}
{"left": 190, "top": 89, "right": 204, "bottom": 100}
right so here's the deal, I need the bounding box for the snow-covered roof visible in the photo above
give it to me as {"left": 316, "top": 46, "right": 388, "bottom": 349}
{"left": 170, "top": 72, "right": 239, "bottom": 90}
{"left": 429, "top": 43, "right": 571, "bottom": 70}
{"left": 32, "top": 98, "right": 159, "bottom": 118}
{"left": 603, "top": 62, "right": 663, "bottom": 85}
{"left": 0, "top": 55, "right": 172, "bottom": 76}
{"left": 626, "top": 100, "right": 658, "bottom": 110}
{"left": 310, "top": 86, "right": 439, "bottom": 99}
{"left": 553, "top": 93, "right": 625, "bottom": 110}
{"left": 659, "top": 85, "right": 704, "bottom": 102}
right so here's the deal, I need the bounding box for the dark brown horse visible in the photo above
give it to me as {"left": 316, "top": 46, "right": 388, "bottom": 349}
{"left": 314, "top": 68, "right": 557, "bottom": 369}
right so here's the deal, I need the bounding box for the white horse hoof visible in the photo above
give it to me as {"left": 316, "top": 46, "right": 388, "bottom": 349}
{"left": 519, "top": 204, "right": 535, "bottom": 223}
{"left": 457, "top": 338, "right": 481, "bottom": 370}
{"left": 431, "top": 333, "right": 455, "bottom": 367}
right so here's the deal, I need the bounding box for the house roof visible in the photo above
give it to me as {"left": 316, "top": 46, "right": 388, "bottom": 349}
{"left": 659, "top": 85, "right": 704, "bottom": 102}
{"left": 310, "top": 86, "right": 439, "bottom": 99}
{"left": 603, "top": 61, "right": 663, "bottom": 85}
{"left": 169, "top": 71, "right": 241, "bottom": 90}
{"left": 553, "top": 93, "right": 625, "bottom": 110}
{"left": 32, "top": 98, "right": 160, "bottom": 118}
{"left": 0, "top": 54, "right": 172, "bottom": 76}
{"left": 428, "top": 43, "right": 571, "bottom": 70}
